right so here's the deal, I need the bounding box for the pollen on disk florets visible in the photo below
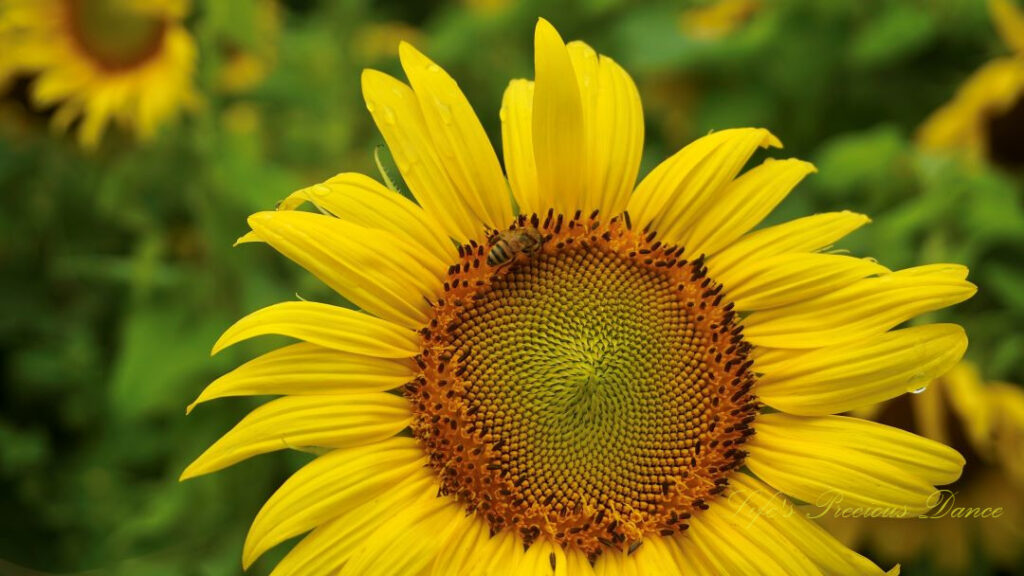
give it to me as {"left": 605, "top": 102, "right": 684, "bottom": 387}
{"left": 405, "top": 210, "right": 759, "bottom": 559}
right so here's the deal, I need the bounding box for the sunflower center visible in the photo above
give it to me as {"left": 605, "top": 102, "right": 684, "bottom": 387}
{"left": 407, "top": 211, "right": 759, "bottom": 558}
{"left": 987, "top": 94, "right": 1024, "bottom": 169}
{"left": 63, "top": 0, "right": 167, "bottom": 70}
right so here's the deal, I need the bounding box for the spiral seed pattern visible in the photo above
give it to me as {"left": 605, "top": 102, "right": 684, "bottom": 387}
{"left": 406, "top": 211, "right": 759, "bottom": 558}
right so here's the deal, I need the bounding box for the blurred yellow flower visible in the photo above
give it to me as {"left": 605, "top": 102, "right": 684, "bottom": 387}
{"left": 0, "top": 0, "right": 198, "bottom": 149}
{"left": 679, "top": 0, "right": 759, "bottom": 40}
{"left": 216, "top": 0, "right": 280, "bottom": 95}
{"left": 352, "top": 20, "right": 423, "bottom": 63}
{"left": 917, "top": 0, "right": 1024, "bottom": 167}
{"left": 823, "top": 363, "right": 1024, "bottom": 573}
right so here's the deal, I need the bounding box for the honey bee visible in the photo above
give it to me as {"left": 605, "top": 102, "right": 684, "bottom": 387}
{"left": 486, "top": 227, "right": 544, "bottom": 267}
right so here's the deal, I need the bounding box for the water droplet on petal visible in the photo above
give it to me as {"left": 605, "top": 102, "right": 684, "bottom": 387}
{"left": 909, "top": 386, "right": 928, "bottom": 394}
{"left": 438, "top": 102, "right": 455, "bottom": 126}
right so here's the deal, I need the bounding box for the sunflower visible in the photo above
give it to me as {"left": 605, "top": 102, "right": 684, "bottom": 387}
{"left": 820, "top": 363, "right": 1024, "bottom": 573}
{"left": 0, "top": 0, "right": 198, "bottom": 149}
{"left": 678, "top": 0, "right": 760, "bottom": 40}
{"left": 184, "top": 19, "right": 976, "bottom": 575}
{"left": 917, "top": 0, "right": 1024, "bottom": 168}
{"left": 215, "top": 0, "right": 280, "bottom": 95}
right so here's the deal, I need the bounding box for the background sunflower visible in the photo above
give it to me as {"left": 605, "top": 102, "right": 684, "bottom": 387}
{"left": 0, "top": 0, "right": 1021, "bottom": 575}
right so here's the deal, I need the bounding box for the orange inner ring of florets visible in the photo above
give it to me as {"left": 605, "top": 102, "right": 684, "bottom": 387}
{"left": 406, "top": 210, "right": 759, "bottom": 558}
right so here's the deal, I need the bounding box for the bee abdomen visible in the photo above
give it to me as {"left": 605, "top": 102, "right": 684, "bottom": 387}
{"left": 487, "top": 242, "right": 511, "bottom": 266}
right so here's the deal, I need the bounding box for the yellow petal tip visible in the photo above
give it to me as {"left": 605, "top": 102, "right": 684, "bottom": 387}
{"left": 233, "top": 230, "right": 261, "bottom": 247}
{"left": 535, "top": 17, "right": 565, "bottom": 46}
{"left": 211, "top": 333, "right": 231, "bottom": 356}
{"left": 179, "top": 463, "right": 199, "bottom": 482}
{"left": 397, "top": 40, "right": 421, "bottom": 60}
{"left": 761, "top": 129, "right": 783, "bottom": 149}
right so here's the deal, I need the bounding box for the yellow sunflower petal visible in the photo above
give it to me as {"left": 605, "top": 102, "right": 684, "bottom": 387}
{"left": 513, "top": 537, "right": 566, "bottom": 576}
{"left": 399, "top": 42, "right": 514, "bottom": 229}
{"left": 719, "top": 474, "right": 891, "bottom": 575}
{"left": 564, "top": 547, "right": 597, "bottom": 576}
{"left": 247, "top": 210, "right": 439, "bottom": 329}
{"left": 593, "top": 549, "right": 630, "bottom": 576}
{"left": 278, "top": 172, "right": 458, "bottom": 263}
{"left": 430, "top": 513, "right": 490, "bottom": 576}
{"left": 478, "top": 534, "right": 527, "bottom": 576}
{"left": 593, "top": 539, "right": 677, "bottom": 575}
{"left": 242, "top": 438, "right": 426, "bottom": 568}
{"left": 942, "top": 363, "right": 994, "bottom": 452}
{"left": 533, "top": 18, "right": 586, "bottom": 213}
{"left": 339, "top": 495, "right": 462, "bottom": 576}
{"left": 566, "top": 41, "right": 644, "bottom": 216}
{"left": 757, "top": 323, "right": 968, "bottom": 415}
{"left": 186, "top": 342, "right": 414, "bottom": 414}
{"left": 691, "top": 502, "right": 819, "bottom": 576}
{"left": 671, "top": 529, "right": 732, "bottom": 575}
{"left": 234, "top": 230, "right": 261, "bottom": 245}
{"left": 991, "top": 0, "right": 1024, "bottom": 54}
{"left": 670, "top": 539, "right": 719, "bottom": 576}
{"left": 211, "top": 301, "right": 419, "bottom": 358}
{"left": 271, "top": 471, "right": 435, "bottom": 576}
{"left": 638, "top": 537, "right": 687, "bottom": 575}
{"left": 708, "top": 210, "right": 870, "bottom": 276}
{"left": 501, "top": 79, "right": 540, "bottom": 215}
{"left": 718, "top": 252, "right": 889, "bottom": 311}
{"left": 181, "top": 393, "right": 410, "bottom": 479}
{"left": 744, "top": 265, "right": 976, "bottom": 349}
{"left": 748, "top": 413, "right": 965, "bottom": 509}
{"left": 685, "top": 158, "right": 816, "bottom": 258}
{"left": 749, "top": 412, "right": 962, "bottom": 494}
{"left": 626, "top": 128, "right": 781, "bottom": 243}
{"left": 361, "top": 68, "right": 482, "bottom": 242}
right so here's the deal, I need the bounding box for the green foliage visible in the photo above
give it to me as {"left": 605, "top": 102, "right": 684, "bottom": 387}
{"left": 0, "top": 0, "right": 1021, "bottom": 574}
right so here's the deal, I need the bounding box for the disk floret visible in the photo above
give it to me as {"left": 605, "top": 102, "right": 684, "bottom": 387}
{"left": 406, "top": 210, "right": 759, "bottom": 558}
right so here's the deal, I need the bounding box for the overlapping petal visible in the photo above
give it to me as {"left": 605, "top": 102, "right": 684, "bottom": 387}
{"left": 744, "top": 265, "right": 976, "bottom": 349}
{"left": 685, "top": 158, "right": 816, "bottom": 258}
{"left": 181, "top": 393, "right": 410, "bottom": 478}
{"left": 627, "top": 128, "right": 781, "bottom": 244}
{"left": 565, "top": 41, "right": 644, "bottom": 216}
{"left": 338, "top": 494, "right": 462, "bottom": 576}
{"left": 500, "top": 79, "right": 540, "bottom": 215}
{"left": 532, "top": 19, "right": 586, "bottom": 215}
{"left": 399, "top": 42, "right": 514, "bottom": 229}
{"left": 756, "top": 324, "right": 968, "bottom": 414}
{"left": 747, "top": 413, "right": 965, "bottom": 514}
{"left": 693, "top": 474, "right": 891, "bottom": 575}
{"left": 707, "top": 211, "right": 870, "bottom": 277}
{"left": 277, "top": 172, "right": 458, "bottom": 263}
{"left": 211, "top": 301, "right": 419, "bottom": 358}
{"left": 243, "top": 438, "right": 426, "bottom": 567}
{"left": 247, "top": 211, "right": 441, "bottom": 329}
{"left": 271, "top": 472, "right": 435, "bottom": 576}
{"left": 717, "top": 253, "right": 889, "bottom": 312}
{"left": 513, "top": 538, "right": 567, "bottom": 576}
{"left": 361, "top": 68, "right": 482, "bottom": 242}
{"left": 186, "top": 343, "right": 414, "bottom": 414}
{"left": 430, "top": 514, "right": 493, "bottom": 576}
